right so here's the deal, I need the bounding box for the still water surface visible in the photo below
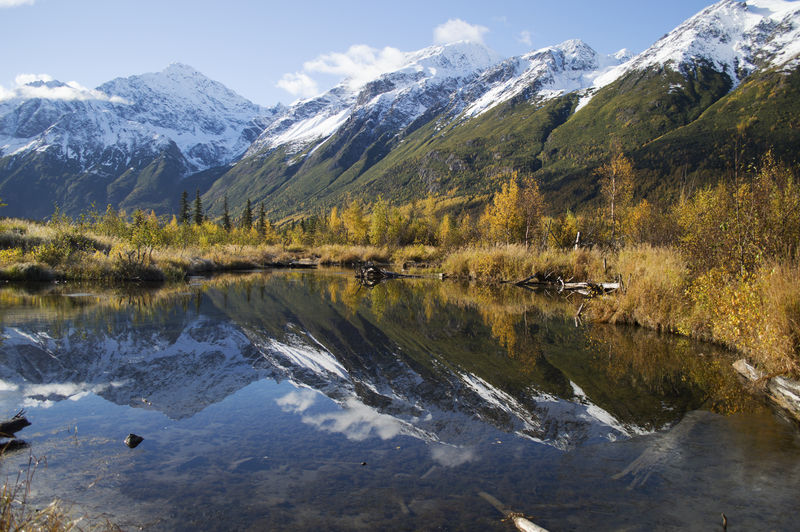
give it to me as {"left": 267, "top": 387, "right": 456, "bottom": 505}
{"left": 0, "top": 270, "right": 798, "bottom": 530}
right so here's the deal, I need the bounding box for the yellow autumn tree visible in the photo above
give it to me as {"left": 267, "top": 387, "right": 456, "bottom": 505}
{"left": 484, "top": 178, "right": 523, "bottom": 245}
{"left": 342, "top": 201, "right": 368, "bottom": 245}
{"left": 328, "top": 205, "right": 344, "bottom": 243}
{"left": 596, "top": 151, "right": 635, "bottom": 245}
{"left": 368, "top": 197, "right": 390, "bottom": 247}
{"left": 519, "top": 174, "right": 544, "bottom": 249}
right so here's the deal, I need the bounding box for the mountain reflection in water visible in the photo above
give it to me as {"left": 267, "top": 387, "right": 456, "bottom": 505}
{"left": 0, "top": 271, "right": 796, "bottom": 531}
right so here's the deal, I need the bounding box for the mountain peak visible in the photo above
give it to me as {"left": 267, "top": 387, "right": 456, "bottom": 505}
{"left": 23, "top": 79, "right": 69, "bottom": 89}
{"left": 624, "top": 0, "right": 800, "bottom": 83}
{"left": 401, "top": 40, "right": 502, "bottom": 79}
{"left": 613, "top": 48, "right": 634, "bottom": 61}
{"left": 161, "top": 62, "right": 207, "bottom": 79}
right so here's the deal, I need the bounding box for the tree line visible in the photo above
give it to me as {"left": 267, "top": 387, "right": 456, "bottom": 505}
{"left": 44, "top": 147, "right": 797, "bottom": 279}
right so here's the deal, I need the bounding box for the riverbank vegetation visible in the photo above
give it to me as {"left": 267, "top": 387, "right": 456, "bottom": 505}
{"left": 0, "top": 150, "right": 798, "bottom": 376}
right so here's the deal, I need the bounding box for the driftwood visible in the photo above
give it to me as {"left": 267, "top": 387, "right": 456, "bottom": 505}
{"left": 0, "top": 410, "right": 31, "bottom": 452}
{"left": 355, "top": 263, "right": 421, "bottom": 287}
{"left": 479, "top": 491, "right": 549, "bottom": 532}
{"left": 0, "top": 410, "right": 30, "bottom": 439}
{"left": 515, "top": 273, "right": 620, "bottom": 297}
{"left": 733, "top": 359, "right": 800, "bottom": 422}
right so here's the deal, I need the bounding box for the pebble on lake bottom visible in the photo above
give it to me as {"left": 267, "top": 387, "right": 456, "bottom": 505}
{"left": 124, "top": 433, "right": 144, "bottom": 448}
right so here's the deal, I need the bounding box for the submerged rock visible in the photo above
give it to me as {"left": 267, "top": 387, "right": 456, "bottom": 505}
{"left": 124, "top": 433, "right": 144, "bottom": 448}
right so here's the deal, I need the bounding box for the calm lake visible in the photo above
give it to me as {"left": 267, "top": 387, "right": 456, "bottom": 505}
{"left": 0, "top": 270, "right": 798, "bottom": 530}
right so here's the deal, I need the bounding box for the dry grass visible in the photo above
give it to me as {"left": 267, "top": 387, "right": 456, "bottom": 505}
{"left": 441, "top": 245, "right": 608, "bottom": 282}
{"left": 590, "top": 247, "right": 800, "bottom": 376}
{"left": 589, "top": 245, "right": 691, "bottom": 333}
{"left": 0, "top": 455, "right": 84, "bottom": 532}
{"left": 314, "top": 244, "right": 390, "bottom": 265}
{"left": 390, "top": 244, "right": 441, "bottom": 266}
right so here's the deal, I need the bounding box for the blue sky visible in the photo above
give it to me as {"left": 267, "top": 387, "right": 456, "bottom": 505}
{"left": 0, "top": 0, "right": 716, "bottom": 106}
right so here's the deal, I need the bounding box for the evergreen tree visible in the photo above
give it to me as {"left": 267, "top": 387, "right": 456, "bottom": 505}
{"left": 222, "top": 195, "right": 232, "bottom": 231}
{"left": 193, "top": 189, "right": 203, "bottom": 226}
{"left": 180, "top": 190, "right": 190, "bottom": 225}
{"left": 257, "top": 203, "right": 267, "bottom": 236}
{"left": 240, "top": 199, "right": 253, "bottom": 230}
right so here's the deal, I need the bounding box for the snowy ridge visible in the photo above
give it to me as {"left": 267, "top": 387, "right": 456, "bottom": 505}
{"left": 0, "top": 63, "right": 280, "bottom": 173}
{"left": 244, "top": 85, "right": 357, "bottom": 157}
{"left": 628, "top": 0, "right": 800, "bottom": 80}
{"left": 245, "top": 41, "right": 501, "bottom": 157}
{"left": 584, "top": 0, "right": 800, "bottom": 104}
{"left": 464, "top": 40, "right": 632, "bottom": 118}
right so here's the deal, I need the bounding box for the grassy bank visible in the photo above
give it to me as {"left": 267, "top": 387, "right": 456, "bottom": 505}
{"left": 0, "top": 219, "right": 445, "bottom": 282}
{"left": 1, "top": 217, "right": 798, "bottom": 378}
{"left": 439, "top": 244, "right": 800, "bottom": 378}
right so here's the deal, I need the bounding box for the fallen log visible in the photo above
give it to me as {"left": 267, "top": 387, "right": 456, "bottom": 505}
{"left": 515, "top": 274, "right": 619, "bottom": 297}
{"left": 733, "top": 359, "right": 800, "bottom": 422}
{"left": 0, "top": 410, "right": 30, "bottom": 439}
{"left": 355, "top": 263, "right": 422, "bottom": 286}
{"left": 479, "top": 491, "right": 549, "bottom": 532}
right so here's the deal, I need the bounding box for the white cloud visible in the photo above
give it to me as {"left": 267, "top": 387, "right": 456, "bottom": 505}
{"left": 433, "top": 19, "right": 489, "bottom": 45}
{"left": 276, "top": 72, "right": 319, "bottom": 99}
{"left": 277, "top": 44, "right": 409, "bottom": 98}
{"left": 430, "top": 444, "right": 477, "bottom": 467}
{"left": 276, "top": 389, "right": 318, "bottom": 413}
{"left": 0, "top": 74, "right": 130, "bottom": 104}
{"left": 299, "top": 398, "right": 406, "bottom": 441}
{"left": 15, "top": 73, "right": 53, "bottom": 85}
{"left": 275, "top": 18, "right": 489, "bottom": 99}
{"left": 0, "top": 0, "right": 34, "bottom": 7}
{"left": 517, "top": 30, "right": 533, "bottom": 47}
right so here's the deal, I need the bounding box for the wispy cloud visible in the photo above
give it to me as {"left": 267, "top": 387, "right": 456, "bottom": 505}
{"left": 517, "top": 30, "right": 533, "bottom": 47}
{"left": 276, "top": 72, "right": 319, "bottom": 99}
{"left": 276, "top": 389, "right": 318, "bottom": 413}
{"left": 14, "top": 73, "right": 53, "bottom": 85}
{"left": 0, "top": 74, "right": 129, "bottom": 104}
{"left": 277, "top": 44, "right": 408, "bottom": 98}
{"left": 298, "top": 397, "right": 406, "bottom": 441}
{"left": 276, "top": 18, "right": 489, "bottom": 100}
{"left": 0, "top": 0, "right": 35, "bottom": 7}
{"left": 433, "top": 19, "right": 489, "bottom": 45}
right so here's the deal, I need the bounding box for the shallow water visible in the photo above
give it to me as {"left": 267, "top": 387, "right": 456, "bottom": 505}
{"left": 0, "top": 270, "right": 798, "bottom": 530}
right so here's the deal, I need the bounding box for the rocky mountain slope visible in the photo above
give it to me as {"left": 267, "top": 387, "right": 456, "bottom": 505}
{"left": 1, "top": 0, "right": 799, "bottom": 219}
{"left": 0, "top": 64, "right": 280, "bottom": 218}
{"left": 207, "top": 0, "right": 800, "bottom": 218}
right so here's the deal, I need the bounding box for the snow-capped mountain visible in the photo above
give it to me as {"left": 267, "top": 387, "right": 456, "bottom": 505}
{"left": 2, "top": 0, "right": 800, "bottom": 219}
{"left": 245, "top": 41, "right": 501, "bottom": 157}
{"left": 0, "top": 63, "right": 280, "bottom": 172}
{"left": 463, "top": 40, "right": 632, "bottom": 118}
{"left": 588, "top": 0, "right": 800, "bottom": 96}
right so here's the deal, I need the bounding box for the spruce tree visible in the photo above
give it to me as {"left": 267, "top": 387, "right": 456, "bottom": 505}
{"left": 257, "top": 203, "right": 267, "bottom": 236}
{"left": 222, "top": 195, "right": 232, "bottom": 231}
{"left": 240, "top": 199, "right": 253, "bottom": 230}
{"left": 193, "top": 189, "right": 203, "bottom": 226}
{"left": 180, "top": 190, "right": 190, "bottom": 225}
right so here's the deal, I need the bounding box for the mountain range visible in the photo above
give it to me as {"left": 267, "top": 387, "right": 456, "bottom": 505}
{"left": 1, "top": 0, "right": 799, "bottom": 220}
